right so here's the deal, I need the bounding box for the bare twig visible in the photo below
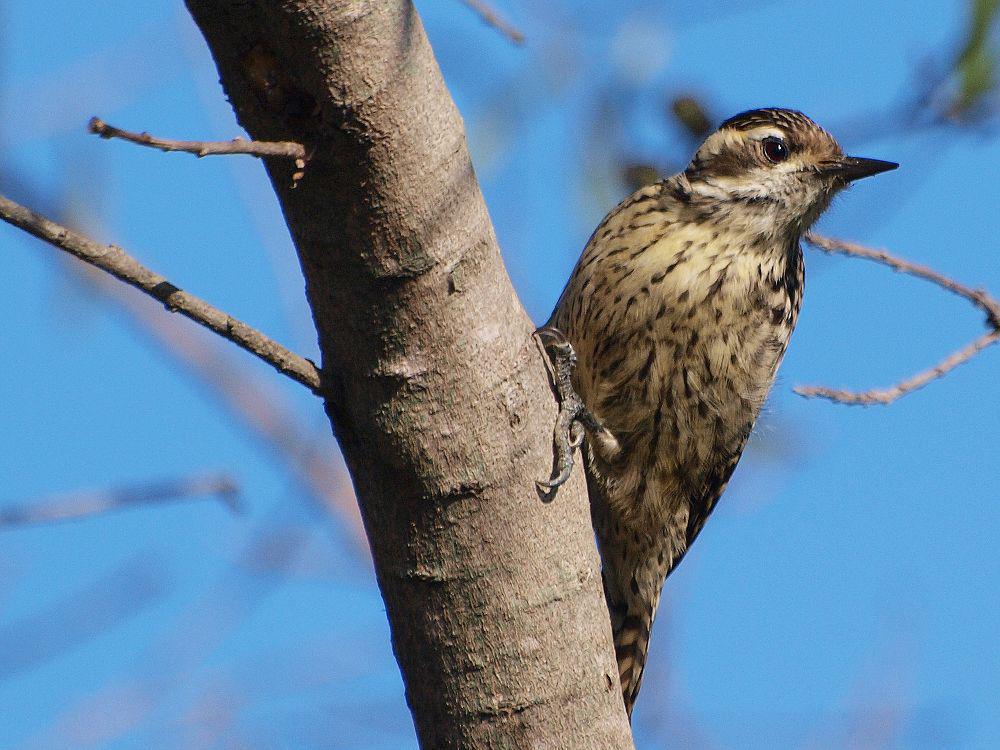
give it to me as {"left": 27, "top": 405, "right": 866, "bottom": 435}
{"left": 89, "top": 117, "right": 309, "bottom": 183}
{"left": 806, "top": 233, "right": 1000, "bottom": 324}
{"left": 0, "top": 473, "right": 240, "bottom": 527}
{"left": 796, "top": 233, "right": 1000, "bottom": 405}
{"left": 0, "top": 193, "right": 322, "bottom": 393}
{"left": 795, "top": 330, "right": 1000, "bottom": 406}
{"left": 88, "top": 117, "right": 306, "bottom": 160}
{"left": 459, "top": 0, "right": 525, "bottom": 45}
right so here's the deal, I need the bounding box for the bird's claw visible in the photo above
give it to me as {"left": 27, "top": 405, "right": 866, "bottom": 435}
{"left": 535, "top": 326, "right": 596, "bottom": 492}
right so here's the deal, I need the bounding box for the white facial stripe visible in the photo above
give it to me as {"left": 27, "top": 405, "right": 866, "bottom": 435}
{"left": 744, "top": 127, "right": 786, "bottom": 142}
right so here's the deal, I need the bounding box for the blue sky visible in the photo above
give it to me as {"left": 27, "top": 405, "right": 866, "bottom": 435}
{"left": 1, "top": 2, "right": 998, "bottom": 748}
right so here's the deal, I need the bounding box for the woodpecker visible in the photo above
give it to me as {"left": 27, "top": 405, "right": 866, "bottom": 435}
{"left": 538, "top": 108, "right": 896, "bottom": 718}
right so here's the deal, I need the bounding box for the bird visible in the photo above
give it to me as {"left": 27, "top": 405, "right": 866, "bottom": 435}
{"left": 537, "top": 108, "right": 896, "bottom": 718}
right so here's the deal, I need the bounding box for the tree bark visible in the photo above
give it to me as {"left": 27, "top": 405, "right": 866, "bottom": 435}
{"left": 184, "top": 1, "right": 633, "bottom": 747}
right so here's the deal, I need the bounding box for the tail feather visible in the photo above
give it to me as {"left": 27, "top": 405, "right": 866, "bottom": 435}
{"left": 609, "top": 600, "right": 654, "bottom": 719}
{"left": 588, "top": 459, "right": 663, "bottom": 719}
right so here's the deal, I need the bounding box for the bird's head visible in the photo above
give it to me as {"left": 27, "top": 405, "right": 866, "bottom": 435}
{"left": 684, "top": 108, "right": 897, "bottom": 235}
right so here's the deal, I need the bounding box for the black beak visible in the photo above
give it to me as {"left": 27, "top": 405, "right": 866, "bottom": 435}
{"left": 827, "top": 156, "right": 899, "bottom": 181}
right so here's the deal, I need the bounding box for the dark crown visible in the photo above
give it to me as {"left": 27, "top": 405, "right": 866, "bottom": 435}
{"left": 719, "top": 108, "right": 821, "bottom": 134}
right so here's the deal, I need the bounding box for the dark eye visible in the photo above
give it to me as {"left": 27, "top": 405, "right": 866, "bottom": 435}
{"left": 762, "top": 136, "right": 789, "bottom": 163}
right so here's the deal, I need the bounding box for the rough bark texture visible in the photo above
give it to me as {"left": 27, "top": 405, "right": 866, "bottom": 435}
{"left": 184, "top": 1, "right": 633, "bottom": 747}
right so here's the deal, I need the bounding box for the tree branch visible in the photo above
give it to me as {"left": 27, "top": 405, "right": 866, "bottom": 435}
{"left": 458, "top": 0, "right": 525, "bottom": 45}
{"left": 183, "top": 1, "right": 630, "bottom": 747}
{"left": 0, "top": 473, "right": 240, "bottom": 527}
{"left": 88, "top": 116, "right": 307, "bottom": 160}
{"left": 796, "top": 330, "right": 1000, "bottom": 406}
{"left": 796, "top": 233, "right": 1000, "bottom": 405}
{"left": 806, "top": 233, "right": 1000, "bottom": 324}
{"left": 75, "top": 267, "right": 366, "bottom": 551}
{"left": 0, "top": 193, "right": 322, "bottom": 393}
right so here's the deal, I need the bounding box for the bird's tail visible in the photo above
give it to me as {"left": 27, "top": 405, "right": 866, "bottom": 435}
{"left": 588, "top": 463, "right": 664, "bottom": 719}
{"left": 607, "top": 582, "right": 655, "bottom": 719}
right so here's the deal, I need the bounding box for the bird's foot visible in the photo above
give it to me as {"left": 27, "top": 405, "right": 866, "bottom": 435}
{"left": 534, "top": 326, "right": 617, "bottom": 491}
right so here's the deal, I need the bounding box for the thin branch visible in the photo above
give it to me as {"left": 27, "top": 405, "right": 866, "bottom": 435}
{"left": 0, "top": 193, "right": 322, "bottom": 393}
{"left": 88, "top": 116, "right": 306, "bottom": 160}
{"left": 0, "top": 473, "right": 240, "bottom": 527}
{"left": 795, "top": 233, "right": 1000, "bottom": 405}
{"left": 459, "top": 0, "right": 525, "bottom": 45}
{"left": 796, "top": 330, "right": 1000, "bottom": 406}
{"left": 89, "top": 116, "right": 309, "bottom": 183}
{"left": 78, "top": 267, "right": 367, "bottom": 551}
{"left": 806, "top": 233, "right": 1000, "bottom": 325}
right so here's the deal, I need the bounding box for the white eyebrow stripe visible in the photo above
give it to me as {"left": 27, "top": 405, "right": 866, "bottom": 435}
{"left": 744, "top": 127, "right": 787, "bottom": 141}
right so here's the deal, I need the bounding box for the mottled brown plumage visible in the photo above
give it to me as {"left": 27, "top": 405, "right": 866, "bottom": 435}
{"left": 543, "top": 108, "right": 896, "bottom": 717}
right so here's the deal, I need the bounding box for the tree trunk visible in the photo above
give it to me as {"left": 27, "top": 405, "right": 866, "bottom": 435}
{"left": 184, "top": 1, "right": 633, "bottom": 747}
